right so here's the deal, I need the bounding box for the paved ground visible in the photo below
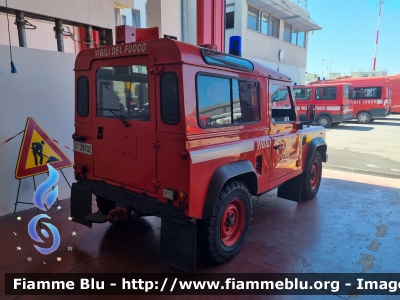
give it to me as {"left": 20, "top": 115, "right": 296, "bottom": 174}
{"left": 1, "top": 168, "right": 399, "bottom": 300}
{"left": 323, "top": 114, "right": 400, "bottom": 178}
{"left": 1, "top": 115, "right": 400, "bottom": 299}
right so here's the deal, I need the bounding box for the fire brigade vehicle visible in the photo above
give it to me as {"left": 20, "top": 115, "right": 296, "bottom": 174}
{"left": 293, "top": 83, "right": 354, "bottom": 128}
{"left": 310, "top": 77, "right": 391, "bottom": 123}
{"left": 70, "top": 27, "right": 328, "bottom": 273}
{"left": 387, "top": 75, "right": 400, "bottom": 113}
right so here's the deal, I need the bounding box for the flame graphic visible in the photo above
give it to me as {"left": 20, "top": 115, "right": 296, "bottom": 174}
{"left": 28, "top": 214, "right": 60, "bottom": 255}
{"left": 33, "top": 164, "right": 59, "bottom": 211}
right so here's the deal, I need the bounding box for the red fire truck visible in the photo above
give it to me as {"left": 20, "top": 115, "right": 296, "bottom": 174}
{"left": 385, "top": 75, "right": 400, "bottom": 113}
{"left": 310, "top": 77, "right": 391, "bottom": 123}
{"left": 293, "top": 83, "right": 354, "bottom": 128}
{"left": 71, "top": 30, "right": 328, "bottom": 272}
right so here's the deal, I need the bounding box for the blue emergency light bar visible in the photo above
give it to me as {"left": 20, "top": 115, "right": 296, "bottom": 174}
{"left": 229, "top": 36, "right": 241, "bottom": 57}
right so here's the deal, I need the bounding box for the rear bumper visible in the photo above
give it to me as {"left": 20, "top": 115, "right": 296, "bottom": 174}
{"left": 70, "top": 178, "right": 185, "bottom": 227}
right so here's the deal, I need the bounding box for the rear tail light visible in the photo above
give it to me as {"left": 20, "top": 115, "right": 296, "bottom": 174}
{"left": 340, "top": 104, "right": 344, "bottom": 113}
{"left": 73, "top": 164, "right": 87, "bottom": 180}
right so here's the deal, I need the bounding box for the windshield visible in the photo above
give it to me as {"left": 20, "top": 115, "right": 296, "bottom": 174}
{"left": 96, "top": 65, "right": 150, "bottom": 121}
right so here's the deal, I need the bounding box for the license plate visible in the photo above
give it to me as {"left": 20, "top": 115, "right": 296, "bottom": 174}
{"left": 74, "top": 142, "right": 92, "bottom": 155}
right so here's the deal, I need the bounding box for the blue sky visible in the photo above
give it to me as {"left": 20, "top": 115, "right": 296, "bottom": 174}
{"left": 306, "top": 0, "right": 400, "bottom": 76}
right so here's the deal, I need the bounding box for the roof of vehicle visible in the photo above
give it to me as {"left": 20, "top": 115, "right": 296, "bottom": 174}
{"left": 75, "top": 38, "right": 291, "bottom": 81}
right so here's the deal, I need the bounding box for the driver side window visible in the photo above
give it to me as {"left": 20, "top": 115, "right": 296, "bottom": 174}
{"left": 270, "top": 83, "right": 296, "bottom": 123}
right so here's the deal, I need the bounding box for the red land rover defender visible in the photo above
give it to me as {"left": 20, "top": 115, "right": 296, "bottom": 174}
{"left": 71, "top": 33, "right": 328, "bottom": 273}
{"left": 293, "top": 83, "right": 354, "bottom": 128}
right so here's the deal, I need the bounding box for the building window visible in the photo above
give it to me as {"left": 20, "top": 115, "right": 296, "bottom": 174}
{"left": 298, "top": 31, "right": 305, "bottom": 47}
{"left": 121, "top": 15, "right": 126, "bottom": 25}
{"left": 132, "top": 9, "right": 141, "bottom": 28}
{"left": 284, "top": 23, "right": 291, "bottom": 42}
{"left": 270, "top": 16, "right": 280, "bottom": 38}
{"left": 291, "top": 27, "right": 298, "bottom": 45}
{"left": 247, "top": 6, "right": 280, "bottom": 38}
{"left": 226, "top": 4, "right": 235, "bottom": 29}
{"left": 284, "top": 22, "right": 305, "bottom": 47}
{"left": 261, "top": 13, "right": 269, "bottom": 35}
{"left": 114, "top": 7, "right": 121, "bottom": 26}
{"left": 247, "top": 6, "right": 259, "bottom": 31}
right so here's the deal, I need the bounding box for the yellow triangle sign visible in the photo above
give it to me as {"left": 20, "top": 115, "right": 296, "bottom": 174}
{"left": 15, "top": 118, "right": 72, "bottom": 179}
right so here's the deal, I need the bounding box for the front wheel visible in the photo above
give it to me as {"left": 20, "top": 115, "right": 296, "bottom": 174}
{"left": 197, "top": 181, "right": 252, "bottom": 264}
{"left": 357, "top": 112, "right": 372, "bottom": 123}
{"left": 301, "top": 151, "right": 322, "bottom": 200}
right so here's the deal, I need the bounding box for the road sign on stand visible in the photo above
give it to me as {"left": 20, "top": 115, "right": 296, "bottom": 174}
{"left": 15, "top": 118, "right": 72, "bottom": 179}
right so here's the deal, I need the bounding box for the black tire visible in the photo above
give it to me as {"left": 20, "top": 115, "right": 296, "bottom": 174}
{"left": 357, "top": 111, "right": 372, "bottom": 123}
{"left": 197, "top": 181, "right": 252, "bottom": 264}
{"left": 301, "top": 151, "right": 322, "bottom": 200}
{"left": 317, "top": 115, "right": 332, "bottom": 128}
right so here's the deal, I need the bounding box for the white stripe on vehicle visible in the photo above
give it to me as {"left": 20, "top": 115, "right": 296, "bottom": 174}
{"left": 191, "top": 141, "right": 254, "bottom": 164}
{"left": 326, "top": 106, "right": 340, "bottom": 111}
{"left": 377, "top": 100, "right": 383, "bottom": 104}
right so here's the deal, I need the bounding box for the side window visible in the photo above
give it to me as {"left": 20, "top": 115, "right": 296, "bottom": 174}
{"left": 353, "top": 86, "right": 382, "bottom": 99}
{"left": 293, "top": 87, "right": 311, "bottom": 100}
{"left": 96, "top": 65, "right": 149, "bottom": 121}
{"left": 315, "top": 87, "right": 337, "bottom": 100}
{"left": 270, "top": 84, "right": 296, "bottom": 122}
{"left": 160, "top": 73, "right": 180, "bottom": 124}
{"left": 197, "top": 74, "right": 260, "bottom": 127}
{"left": 77, "top": 77, "right": 89, "bottom": 117}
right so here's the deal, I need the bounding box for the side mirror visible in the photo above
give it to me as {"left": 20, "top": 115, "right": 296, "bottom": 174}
{"left": 306, "top": 104, "right": 316, "bottom": 122}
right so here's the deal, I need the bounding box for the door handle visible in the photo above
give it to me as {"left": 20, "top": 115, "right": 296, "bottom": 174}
{"left": 274, "top": 144, "right": 283, "bottom": 150}
{"left": 97, "top": 127, "right": 103, "bottom": 139}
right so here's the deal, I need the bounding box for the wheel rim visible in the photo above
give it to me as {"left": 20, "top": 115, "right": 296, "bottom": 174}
{"left": 318, "top": 118, "right": 328, "bottom": 126}
{"left": 220, "top": 199, "right": 245, "bottom": 246}
{"left": 310, "top": 160, "right": 321, "bottom": 190}
{"left": 359, "top": 113, "right": 370, "bottom": 123}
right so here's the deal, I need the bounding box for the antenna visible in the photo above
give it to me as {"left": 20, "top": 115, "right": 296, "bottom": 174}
{"left": 372, "top": 1, "right": 384, "bottom": 71}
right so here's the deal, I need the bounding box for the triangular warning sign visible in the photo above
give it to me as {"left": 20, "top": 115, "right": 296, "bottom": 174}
{"left": 15, "top": 117, "right": 72, "bottom": 179}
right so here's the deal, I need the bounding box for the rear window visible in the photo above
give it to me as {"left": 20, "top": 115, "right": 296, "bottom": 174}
{"left": 353, "top": 86, "right": 382, "bottom": 99}
{"left": 293, "top": 87, "right": 311, "bottom": 100}
{"left": 160, "top": 73, "right": 180, "bottom": 125}
{"left": 96, "top": 65, "right": 149, "bottom": 121}
{"left": 315, "top": 87, "right": 337, "bottom": 100}
{"left": 197, "top": 74, "right": 260, "bottom": 127}
{"left": 77, "top": 77, "right": 89, "bottom": 117}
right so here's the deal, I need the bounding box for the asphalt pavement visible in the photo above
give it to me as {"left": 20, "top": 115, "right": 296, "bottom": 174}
{"left": 323, "top": 114, "right": 400, "bottom": 179}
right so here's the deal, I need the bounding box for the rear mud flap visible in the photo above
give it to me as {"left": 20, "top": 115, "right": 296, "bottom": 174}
{"left": 277, "top": 174, "right": 303, "bottom": 202}
{"left": 161, "top": 217, "right": 196, "bottom": 273}
{"left": 70, "top": 183, "right": 92, "bottom": 228}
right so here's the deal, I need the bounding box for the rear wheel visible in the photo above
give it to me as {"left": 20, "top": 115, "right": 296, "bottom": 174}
{"left": 317, "top": 115, "right": 332, "bottom": 128}
{"left": 197, "top": 181, "right": 252, "bottom": 264}
{"left": 301, "top": 151, "right": 322, "bottom": 200}
{"left": 357, "top": 112, "right": 372, "bottom": 123}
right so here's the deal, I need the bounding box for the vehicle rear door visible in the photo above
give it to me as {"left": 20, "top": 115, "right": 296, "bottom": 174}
{"left": 91, "top": 55, "right": 157, "bottom": 193}
{"left": 269, "top": 81, "right": 301, "bottom": 182}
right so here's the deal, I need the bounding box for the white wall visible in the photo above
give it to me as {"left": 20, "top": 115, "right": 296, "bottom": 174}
{"left": 0, "top": 0, "right": 116, "bottom": 29}
{"left": 0, "top": 45, "right": 75, "bottom": 216}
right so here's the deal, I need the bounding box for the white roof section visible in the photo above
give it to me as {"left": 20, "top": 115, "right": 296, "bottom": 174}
{"left": 247, "top": 0, "right": 322, "bottom": 31}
